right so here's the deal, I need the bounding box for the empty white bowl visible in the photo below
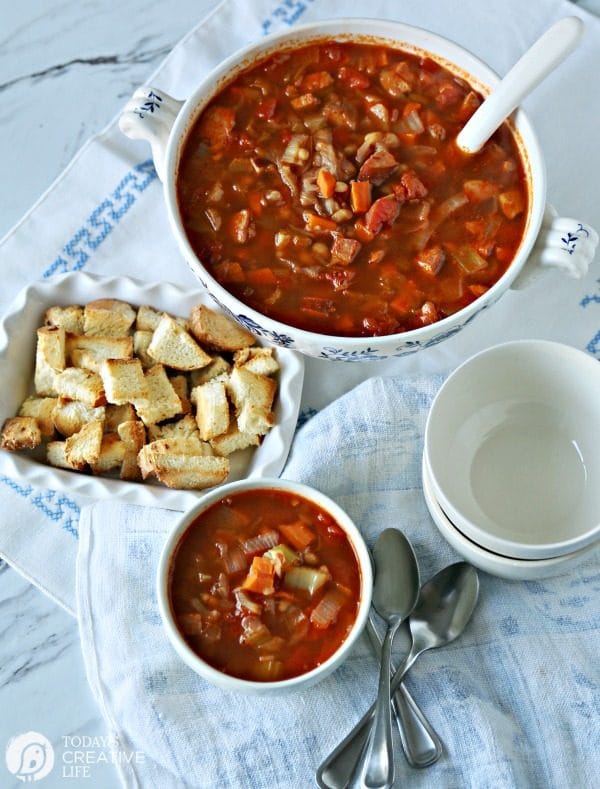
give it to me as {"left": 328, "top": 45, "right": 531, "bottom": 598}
{"left": 424, "top": 341, "right": 600, "bottom": 560}
{"left": 422, "top": 457, "right": 597, "bottom": 580}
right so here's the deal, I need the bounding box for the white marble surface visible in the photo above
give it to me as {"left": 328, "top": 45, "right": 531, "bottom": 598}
{"left": 1, "top": 1, "right": 599, "bottom": 787}
{"left": 0, "top": 3, "right": 219, "bottom": 787}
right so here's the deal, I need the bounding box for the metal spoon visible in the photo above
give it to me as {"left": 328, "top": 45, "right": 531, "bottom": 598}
{"left": 366, "top": 617, "right": 443, "bottom": 768}
{"left": 456, "top": 17, "right": 583, "bottom": 154}
{"left": 316, "top": 562, "right": 480, "bottom": 789}
{"left": 358, "top": 529, "right": 420, "bottom": 789}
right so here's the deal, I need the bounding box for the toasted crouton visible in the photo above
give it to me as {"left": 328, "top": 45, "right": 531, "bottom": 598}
{"left": 210, "top": 424, "right": 260, "bottom": 457}
{"left": 189, "top": 355, "right": 231, "bottom": 386}
{"left": 132, "top": 364, "right": 182, "bottom": 425}
{"left": 52, "top": 398, "right": 105, "bottom": 437}
{"left": 136, "top": 305, "right": 188, "bottom": 332}
{"left": 147, "top": 414, "right": 205, "bottom": 445}
{"left": 47, "top": 440, "right": 86, "bottom": 471}
{"left": 64, "top": 420, "right": 104, "bottom": 467}
{"left": 104, "top": 403, "right": 137, "bottom": 432}
{"left": 191, "top": 379, "right": 230, "bottom": 441}
{"left": 83, "top": 298, "right": 136, "bottom": 337}
{"left": 1, "top": 416, "right": 42, "bottom": 451}
{"left": 170, "top": 375, "right": 192, "bottom": 414}
{"left": 19, "top": 396, "right": 57, "bottom": 437}
{"left": 54, "top": 367, "right": 106, "bottom": 407}
{"left": 45, "top": 305, "right": 84, "bottom": 334}
{"left": 188, "top": 305, "right": 255, "bottom": 351}
{"left": 233, "top": 347, "right": 279, "bottom": 376}
{"left": 34, "top": 326, "right": 66, "bottom": 396}
{"left": 117, "top": 420, "right": 146, "bottom": 480}
{"left": 138, "top": 438, "right": 229, "bottom": 489}
{"left": 90, "top": 433, "right": 126, "bottom": 474}
{"left": 67, "top": 334, "right": 133, "bottom": 372}
{"left": 147, "top": 314, "right": 212, "bottom": 371}
{"left": 100, "top": 358, "right": 146, "bottom": 405}
{"left": 227, "top": 367, "right": 276, "bottom": 435}
{"left": 133, "top": 330, "right": 154, "bottom": 368}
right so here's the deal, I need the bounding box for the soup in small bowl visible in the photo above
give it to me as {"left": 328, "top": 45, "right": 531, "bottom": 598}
{"left": 121, "top": 19, "right": 596, "bottom": 361}
{"left": 157, "top": 478, "right": 372, "bottom": 693}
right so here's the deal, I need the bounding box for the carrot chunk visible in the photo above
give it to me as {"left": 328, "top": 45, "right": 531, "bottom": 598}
{"left": 305, "top": 213, "right": 338, "bottom": 233}
{"left": 317, "top": 169, "right": 337, "bottom": 199}
{"left": 246, "top": 267, "right": 277, "bottom": 287}
{"left": 241, "top": 556, "right": 276, "bottom": 595}
{"left": 280, "top": 521, "right": 315, "bottom": 550}
{"left": 350, "top": 181, "right": 372, "bottom": 213}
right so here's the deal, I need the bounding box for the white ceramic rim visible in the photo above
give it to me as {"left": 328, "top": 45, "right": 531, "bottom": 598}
{"left": 422, "top": 455, "right": 597, "bottom": 579}
{"left": 0, "top": 272, "right": 305, "bottom": 511}
{"left": 424, "top": 339, "right": 600, "bottom": 559}
{"left": 156, "top": 477, "right": 373, "bottom": 693}
{"left": 160, "top": 17, "right": 546, "bottom": 348}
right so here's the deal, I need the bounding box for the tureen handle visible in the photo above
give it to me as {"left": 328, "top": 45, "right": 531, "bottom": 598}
{"left": 119, "top": 86, "right": 183, "bottom": 182}
{"left": 510, "top": 205, "right": 599, "bottom": 290}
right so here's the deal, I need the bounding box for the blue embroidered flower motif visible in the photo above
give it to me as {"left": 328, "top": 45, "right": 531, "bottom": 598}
{"left": 233, "top": 314, "right": 294, "bottom": 347}
{"left": 135, "top": 91, "right": 163, "bottom": 119}
{"left": 561, "top": 223, "right": 590, "bottom": 255}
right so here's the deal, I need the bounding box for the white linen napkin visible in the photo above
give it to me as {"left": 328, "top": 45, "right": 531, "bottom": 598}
{"left": 77, "top": 375, "right": 600, "bottom": 789}
{"left": 2, "top": 0, "right": 600, "bottom": 617}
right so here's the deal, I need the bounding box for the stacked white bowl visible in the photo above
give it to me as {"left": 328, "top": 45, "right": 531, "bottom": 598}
{"left": 423, "top": 341, "right": 600, "bottom": 580}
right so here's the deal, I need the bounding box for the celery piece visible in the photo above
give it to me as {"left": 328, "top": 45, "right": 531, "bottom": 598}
{"left": 451, "top": 245, "right": 488, "bottom": 273}
{"left": 263, "top": 544, "right": 300, "bottom": 576}
{"left": 284, "top": 566, "right": 329, "bottom": 596}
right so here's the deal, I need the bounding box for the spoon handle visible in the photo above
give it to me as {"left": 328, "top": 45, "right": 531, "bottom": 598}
{"left": 359, "top": 624, "right": 398, "bottom": 788}
{"left": 456, "top": 16, "right": 584, "bottom": 154}
{"left": 366, "top": 617, "right": 442, "bottom": 768}
{"left": 316, "top": 646, "right": 420, "bottom": 789}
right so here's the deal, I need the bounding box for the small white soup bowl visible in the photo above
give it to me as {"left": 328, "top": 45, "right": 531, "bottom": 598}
{"left": 424, "top": 340, "right": 600, "bottom": 561}
{"left": 120, "top": 18, "right": 597, "bottom": 362}
{"left": 157, "top": 477, "right": 373, "bottom": 694}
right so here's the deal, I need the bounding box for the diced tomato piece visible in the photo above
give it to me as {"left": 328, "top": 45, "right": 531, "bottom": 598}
{"left": 248, "top": 190, "right": 263, "bottom": 217}
{"left": 337, "top": 65, "right": 370, "bottom": 89}
{"left": 435, "top": 81, "right": 465, "bottom": 108}
{"left": 291, "top": 93, "right": 320, "bottom": 111}
{"left": 416, "top": 246, "right": 446, "bottom": 276}
{"left": 198, "top": 106, "right": 236, "bottom": 150}
{"left": 256, "top": 96, "right": 277, "bottom": 120}
{"left": 469, "top": 284, "right": 488, "bottom": 297}
{"left": 364, "top": 195, "right": 401, "bottom": 235}
{"left": 301, "top": 71, "right": 334, "bottom": 92}
{"left": 495, "top": 245, "right": 514, "bottom": 264}
{"left": 417, "top": 301, "right": 439, "bottom": 326}
{"left": 324, "top": 268, "right": 357, "bottom": 291}
{"left": 246, "top": 267, "right": 277, "bottom": 287}
{"left": 280, "top": 521, "right": 316, "bottom": 550}
{"left": 350, "top": 180, "right": 372, "bottom": 213}
{"left": 499, "top": 190, "right": 525, "bottom": 219}
{"left": 214, "top": 260, "right": 245, "bottom": 284}
{"left": 402, "top": 101, "right": 422, "bottom": 117}
{"left": 230, "top": 209, "right": 255, "bottom": 244}
{"left": 456, "top": 90, "right": 481, "bottom": 122}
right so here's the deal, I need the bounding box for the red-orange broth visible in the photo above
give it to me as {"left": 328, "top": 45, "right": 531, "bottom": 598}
{"left": 169, "top": 489, "right": 362, "bottom": 682}
{"left": 176, "top": 41, "right": 528, "bottom": 337}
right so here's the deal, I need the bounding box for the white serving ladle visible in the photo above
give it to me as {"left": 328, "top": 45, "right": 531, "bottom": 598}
{"left": 456, "top": 16, "right": 584, "bottom": 154}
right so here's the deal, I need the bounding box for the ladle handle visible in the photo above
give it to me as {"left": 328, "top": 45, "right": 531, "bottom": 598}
{"left": 456, "top": 16, "right": 584, "bottom": 154}
{"left": 316, "top": 646, "right": 421, "bottom": 789}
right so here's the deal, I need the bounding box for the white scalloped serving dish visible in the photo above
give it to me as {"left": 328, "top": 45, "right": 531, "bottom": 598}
{"left": 0, "top": 273, "right": 304, "bottom": 510}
